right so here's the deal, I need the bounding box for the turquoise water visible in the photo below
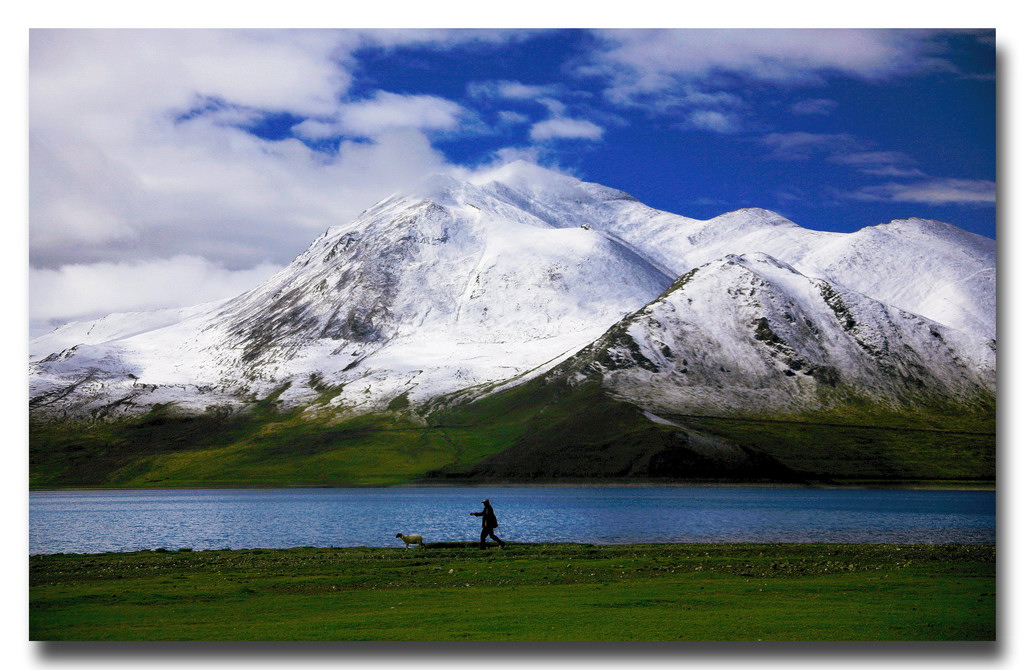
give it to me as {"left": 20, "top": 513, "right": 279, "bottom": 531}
{"left": 29, "top": 487, "right": 995, "bottom": 555}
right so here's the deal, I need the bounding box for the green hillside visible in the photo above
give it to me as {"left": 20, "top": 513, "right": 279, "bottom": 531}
{"left": 30, "top": 372, "right": 995, "bottom": 489}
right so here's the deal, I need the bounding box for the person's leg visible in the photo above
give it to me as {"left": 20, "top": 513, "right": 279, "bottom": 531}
{"left": 488, "top": 530, "right": 505, "bottom": 548}
{"left": 479, "top": 528, "right": 488, "bottom": 549}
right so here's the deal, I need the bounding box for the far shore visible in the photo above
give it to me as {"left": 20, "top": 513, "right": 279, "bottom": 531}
{"left": 29, "top": 479, "right": 996, "bottom": 493}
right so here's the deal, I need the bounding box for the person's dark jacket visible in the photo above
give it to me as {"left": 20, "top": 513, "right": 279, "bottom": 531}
{"left": 471, "top": 502, "right": 499, "bottom": 529}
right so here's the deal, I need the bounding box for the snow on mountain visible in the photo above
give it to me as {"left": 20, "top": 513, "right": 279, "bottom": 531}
{"left": 453, "top": 163, "right": 997, "bottom": 339}
{"left": 28, "top": 300, "right": 228, "bottom": 361}
{"left": 30, "top": 164, "right": 673, "bottom": 417}
{"left": 551, "top": 253, "right": 995, "bottom": 417}
{"left": 29, "top": 161, "right": 996, "bottom": 421}
{"left": 798, "top": 218, "right": 996, "bottom": 338}
{"left": 446, "top": 162, "right": 995, "bottom": 340}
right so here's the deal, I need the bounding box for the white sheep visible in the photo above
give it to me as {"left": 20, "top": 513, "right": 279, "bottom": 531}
{"left": 395, "top": 532, "right": 425, "bottom": 549}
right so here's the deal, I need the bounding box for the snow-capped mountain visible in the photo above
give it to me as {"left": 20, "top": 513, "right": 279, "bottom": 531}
{"left": 29, "top": 161, "right": 996, "bottom": 422}
{"left": 547, "top": 252, "right": 995, "bottom": 417}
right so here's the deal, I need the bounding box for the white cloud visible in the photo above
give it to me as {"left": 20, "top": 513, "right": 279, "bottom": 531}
{"left": 294, "top": 92, "right": 470, "bottom": 139}
{"left": 537, "top": 98, "right": 567, "bottom": 116}
{"left": 291, "top": 119, "right": 340, "bottom": 140}
{"left": 468, "top": 80, "right": 561, "bottom": 100}
{"left": 27, "top": 33, "right": 464, "bottom": 257}
{"left": 30, "top": 29, "right": 351, "bottom": 128}
{"left": 334, "top": 91, "right": 468, "bottom": 137}
{"left": 858, "top": 166, "right": 928, "bottom": 178}
{"left": 762, "top": 134, "right": 938, "bottom": 183}
{"left": 763, "top": 135, "right": 928, "bottom": 177}
{"left": 827, "top": 150, "right": 914, "bottom": 167}
{"left": 529, "top": 117, "right": 604, "bottom": 141}
{"left": 762, "top": 132, "right": 859, "bottom": 160}
{"left": 827, "top": 150, "right": 926, "bottom": 176}
{"left": 30, "top": 256, "right": 284, "bottom": 327}
{"left": 30, "top": 130, "right": 143, "bottom": 247}
{"left": 586, "top": 29, "right": 955, "bottom": 104}
{"left": 462, "top": 147, "right": 547, "bottom": 175}
{"left": 761, "top": 134, "right": 983, "bottom": 202}
{"left": 364, "top": 29, "right": 545, "bottom": 50}
{"left": 30, "top": 29, "right": 485, "bottom": 326}
{"left": 676, "top": 89, "right": 745, "bottom": 109}
{"left": 497, "top": 111, "right": 530, "bottom": 125}
{"left": 30, "top": 30, "right": 349, "bottom": 258}
{"left": 31, "top": 117, "right": 451, "bottom": 269}
{"left": 789, "top": 98, "right": 838, "bottom": 115}
{"left": 687, "top": 110, "right": 739, "bottom": 133}
{"left": 494, "top": 146, "right": 544, "bottom": 164}
{"left": 849, "top": 178, "right": 996, "bottom": 205}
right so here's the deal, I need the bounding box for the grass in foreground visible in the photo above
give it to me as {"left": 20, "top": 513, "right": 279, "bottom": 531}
{"left": 30, "top": 543, "right": 994, "bottom": 641}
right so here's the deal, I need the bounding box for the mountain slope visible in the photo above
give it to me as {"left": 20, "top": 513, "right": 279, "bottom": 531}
{"left": 31, "top": 165, "right": 676, "bottom": 418}
{"left": 29, "top": 161, "right": 996, "bottom": 486}
{"left": 555, "top": 252, "right": 994, "bottom": 416}
{"left": 418, "top": 252, "right": 994, "bottom": 484}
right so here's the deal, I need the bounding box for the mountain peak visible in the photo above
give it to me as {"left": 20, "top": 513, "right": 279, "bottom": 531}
{"left": 393, "top": 162, "right": 585, "bottom": 209}
{"left": 710, "top": 207, "right": 794, "bottom": 227}
{"left": 471, "top": 161, "right": 637, "bottom": 204}
{"left": 402, "top": 172, "right": 477, "bottom": 207}
{"left": 853, "top": 217, "right": 997, "bottom": 255}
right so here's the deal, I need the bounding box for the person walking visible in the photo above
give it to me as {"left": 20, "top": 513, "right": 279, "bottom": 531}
{"left": 470, "top": 498, "right": 506, "bottom": 549}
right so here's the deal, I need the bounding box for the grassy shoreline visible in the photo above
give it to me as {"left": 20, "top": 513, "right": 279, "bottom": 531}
{"left": 31, "top": 542, "right": 995, "bottom": 641}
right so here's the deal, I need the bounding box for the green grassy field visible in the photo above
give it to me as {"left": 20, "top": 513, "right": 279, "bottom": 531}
{"left": 30, "top": 543, "right": 995, "bottom": 641}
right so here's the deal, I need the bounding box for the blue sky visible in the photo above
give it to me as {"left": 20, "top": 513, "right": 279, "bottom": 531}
{"left": 361, "top": 30, "right": 995, "bottom": 235}
{"left": 29, "top": 28, "right": 996, "bottom": 332}
{"left": 245, "top": 29, "right": 995, "bottom": 236}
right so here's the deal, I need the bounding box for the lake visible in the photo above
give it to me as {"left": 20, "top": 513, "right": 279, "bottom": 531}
{"left": 29, "top": 487, "right": 995, "bottom": 555}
